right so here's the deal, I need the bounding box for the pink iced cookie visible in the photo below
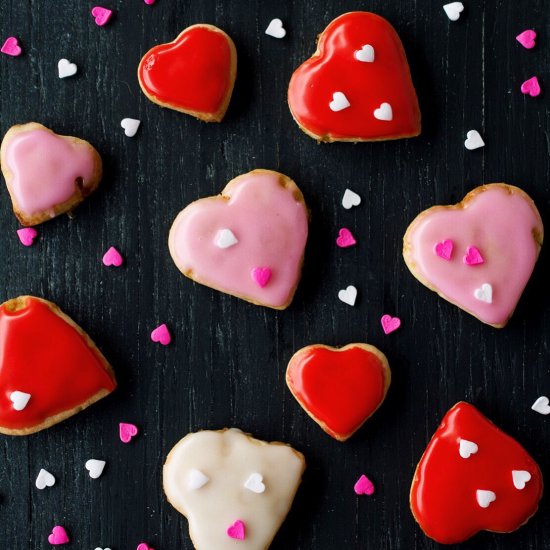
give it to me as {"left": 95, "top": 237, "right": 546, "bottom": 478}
{"left": 168, "top": 170, "right": 309, "bottom": 309}
{"left": 0, "top": 123, "right": 102, "bottom": 226}
{"left": 403, "top": 184, "right": 543, "bottom": 327}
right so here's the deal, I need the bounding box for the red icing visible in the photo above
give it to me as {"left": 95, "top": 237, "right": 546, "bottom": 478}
{"left": 411, "top": 402, "right": 543, "bottom": 544}
{"left": 138, "top": 25, "right": 234, "bottom": 115}
{"left": 0, "top": 297, "right": 116, "bottom": 431}
{"left": 288, "top": 12, "right": 420, "bottom": 141}
{"left": 286, "top": 344, "right": 389, "bottom": 440}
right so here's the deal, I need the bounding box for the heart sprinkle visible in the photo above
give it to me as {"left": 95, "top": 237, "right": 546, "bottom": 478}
{"left": 215, "top": 228, "right": 239, "bottom": 249}
{"left": 342, "top": 189, "right": 361, "bottom": 210}
{"left": 474, "top": 283, "right": 493, "bottom": 304}
{"left": 463, "top": 246, "right": 484, "bottom": 265}
{"left": 119, "top": 422, "right": 139, "bottom": 443}
{"left": 434, "top": 239, "right": 453, "bottom": 260}
{"left": 336, "top": 228, "right": 356, "bottom": 248}
{"left": 520, "top": 76, "right": 541, "bottom": 98}
{"left": 9, "top": 390, "right": 31, "bottom": 411}
{"left": 338, "top": 285, "right": 357, "bottom": 306}
{"left": 137, "top": 543, "right": 154, "bottom": 550}
{"left": 512, "top": 470, "right": 532, "bottom": 490}
{"left": 48, "top": 526, "right": 70, "bottom": 545}
{"left": 476, "top": 489, "right": 496, "bottom": 508}
{"left": 121, "top": 118, "right": 141, "bottom": 137}
{"left": 1, "top": 36, "right": 22, "bottom": 56}
{"left": 91, "top": 6, "right": 113, "bottom": 26}
{"left": 516, "top": 30, "right": 536, "bottom": 49}
{"left": 143, "top": 0, "right": 156, "bottom": 4}
{"left": 244, "top": 472, "right": 266, "bottom": 493}
{"left": 329, "top": 91, "right": 351, "bottom": 112}
{"left": 151, "top": 323, "right": 171, "bottom": 345}
{"left": 227, "top": 520, "right": 246, "bottom": 540}
{"left": 355, "top": 44, "right": 375, "bottom": 62}
{"left": 251, "top": 266, "right": 272, "bottom": 288}
{"left": 373, "top": 102, "right": 393, "bottom": 121}
{"left": 531, "top": 396, "right": 550, "bottom": 415}
{"left": 265, "top": 18, "right": 286, "bottom": 39}
{"left": 381, "top": 314, "right": 401, "bottom": 335}
{"left": 35, "top": 469, "right": 56, "bottom": 490}
{"left": 102, "top": 246, "right": 123, "bottom": 267}
{"left": 354, "top": 474, "right": 375, "bottom": 495}
{"left": 85, "top": 459, "right": 106, "bottom": 479}
{"left": 188, "top": 469, "right": 209, "bottom": 490}
{"left": 464, "top": 130, "right": 485, "bottom": 150}
{"left": 95, "top": 547, "right": 112, "bottom": 550}
{"left": 443, "top": 2, "right": 464, "bottom": 21}
{"left": 17, "top": 227, "right": 38, "bottom": 246}
{"left": 459, "top": 439, "right": 479, "bottom": 459}
{"left": 58, "top": 58, "right": 78, "bottom": 79}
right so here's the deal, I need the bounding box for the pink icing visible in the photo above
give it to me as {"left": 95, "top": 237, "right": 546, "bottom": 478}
{"left": 169, "top": 171, "right": 308, "bottom": 308}
{"left": 405, "top": 186, "right": 543, "bottom": 326}
{"left": 4, "top": 129, "right": 97, "bottom": 217}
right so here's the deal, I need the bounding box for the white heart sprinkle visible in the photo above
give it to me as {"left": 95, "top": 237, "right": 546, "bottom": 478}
{"left": 512, "top": 470, "right": 531, "bottom": 490}
{"left": 474, "top": 283, "right": 492, "bottom": 303}
{"left": 215, "top": 228, "right": 239, "bottom": 249}
{"left": 531, "top": 396, "right": 550, "bottom": 415}
{"left": 476, "top": 489, "right": 496, "bottom": 508}
{"left": 9, "top": 391, "right": 31, "bottom": 411}
{"left": 188, "top": 468, "right": 209, "bottom": 490}
{"left": 338, "top": 285, "right": 357, "bottom": 307}
{"left": 35, "top": 469, "right": 55, "bottom": 490}
{"left": 94, "top": 547, "right": 112, "bottom": 550}
{"left": 244, "top": 472, "right": 266, "bottom": 493}
{"left": 120, "top": 118, "right": 141, "bottom": 137}
{"left": 374, "top": 102, "right": 393, "bottom": 121}
{"left": 355, "top": 44, "right": 375, "bottom": 62}
{"left": 459, "top": 439, "right": 479, "bottom": 459}
{"left": 58, "top": 58, "right": 78, "bottom": 79}
{"left": 342, "top": 188, "right": 361, "bottom": 210}
{"left": 265, "top": 18, "right": 286, "bottom": 39}
{"left": 443, "top": 2, "right": 465, "bottom": 21}
{"left": 464, "top": 130, "right": 485, "bottom": 150}
{"left": 85, "top": 459, "right": 106, "bottom": 479}
{"left": 329, "top": 91, "right": 351, "bottom": 112}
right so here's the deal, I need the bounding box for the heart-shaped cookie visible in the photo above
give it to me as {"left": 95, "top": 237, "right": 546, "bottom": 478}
{"left": 403, "top": 184, "right": 543, "bottom": 327}
{"left": 288, "top": 12, "right": 421, "bottom": 142}
{"left": 410, "top": 402, "right": 543, "bottom": 544}
{"left": 286, "top": 343, "right": 391, "bottom": 441}
{"left": 0, "top": 296, "right": 116, "bottom": 435}
{"left": 163, "top": 429, "right": 305, "bottom": 550}
{"left": 138, "top": 24, "right": 237, "bottom": 122}
{"left": 168, "top": 170, "right": 308, "bottom": 309}
{"left": 0, "top": 123, "right": 102, "bottom": 226}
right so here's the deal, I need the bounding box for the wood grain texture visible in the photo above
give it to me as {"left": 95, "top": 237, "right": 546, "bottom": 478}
{"left": 0, "top": 0, "right": 549, "bottom": 548}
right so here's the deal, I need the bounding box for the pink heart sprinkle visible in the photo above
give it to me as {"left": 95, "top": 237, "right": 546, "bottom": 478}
{"left": 521, "top": 76, "right": 541, "bottom": 97}
{"left": 434, "top": 239, "right": 453, "bottom": 260}
{"left": 144, "top": 0, "right": 156, "bottom": 4}
{"left": 151, "top": 323, "right": 171, "bottom": 345}
{"left": 17, "top": 227, "right": 38, "bottom": 246}
{"left": 91, "top": 6, "right": 113, "bottom": 26}
{"left": 1, "top": 36, "right": 22, "bottom": 56}
{"left": 354, "top": 474, "right": 375, "bottom": 496}
{"left": 48, "top": 526, "right": 69, "bottom": 545}
{"left": 516, "top": 29, "right": 536, "bottom": 49}
{"left": 463, "top": 245, "right": 484, "bottom": 265}
{"left": 227, "top": 520, "right": 246, "bottom": 540}
{"left": 119, "top": 422, "right": 139, "bottom": 443}
{"left": 381, "top": 314, "right": 401, "bottom": 335}
{"left": 137, "top": 543, "right": 155, "bottom": 550}
{"left": 251, "top": 267, "right": 272, "bottom": 288}
{"left": 102, "top": 246, "right": 123, "bottom": 267}
{"left": 336, "top": 228, "right": 357, "bottom": 248}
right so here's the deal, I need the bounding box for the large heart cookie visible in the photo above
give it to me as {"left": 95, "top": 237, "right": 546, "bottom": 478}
{"left": 288, "top": 12, "right": 421, "bottom": 142}
{"left": 410, "top": 402, "right": 543, "bottom": 544}
{"left": 0, "top": 296, "right": 116, "bottom": 435}
{"left": 0, "top": 123, "right": 102, "bottom": 226}
{"left": 163, "top": 429, "right": 305, "bottom": 549}
{"left": 403, "top": 184, "right": 543, "bottom": 327}
{"left": 286, "top": 343, "right": 391, "bottom": 441}
{"left": 168, "top": 170, "right": 309, "bottom": 309}
{"left": 138, "top": 24, "right": 237, "bottom": 122}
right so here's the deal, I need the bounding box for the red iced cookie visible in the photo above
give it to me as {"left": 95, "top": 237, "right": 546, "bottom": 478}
{"left": 410, "top": 402, "right": 543, "bottom": 544}
{"left": 286, "top": 343, "right": 391, "bottom": 441}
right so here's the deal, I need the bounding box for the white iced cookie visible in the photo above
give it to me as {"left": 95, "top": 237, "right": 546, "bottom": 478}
{"left": 163, "top": 429, "right": 305, "bottom": 549}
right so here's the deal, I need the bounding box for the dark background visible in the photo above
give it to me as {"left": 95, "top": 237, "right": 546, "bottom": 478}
{"left": 0, "top": 0, "right": 549, "bottom": 548}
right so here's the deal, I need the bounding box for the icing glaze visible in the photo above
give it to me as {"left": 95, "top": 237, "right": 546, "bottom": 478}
{"left": 403, "top": 184, "right": 543, "bottom": 327}
{"left": 410, "top": 402, "right": 543, "bottom": 544}
{"left": 288, "top": 12, "right": 420, "bottom": 141}
{"left": 286, "top": 344, "right": 390, "bottom": 441}
{"left": 138, "top": 25, "right": 235, "bottom": 119}
{"left": 163, "top": 429, "right": 305, "bottom": 550}
{"left": 168, "top": 170, "right": 308, "bottom": 309}
{"left": 0, "top": 297, "right": 115, "bottom": 433}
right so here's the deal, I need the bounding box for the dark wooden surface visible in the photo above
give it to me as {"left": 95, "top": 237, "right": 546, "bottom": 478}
{"left": 1, "top": 0, "right": 549, "bottom": 548}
